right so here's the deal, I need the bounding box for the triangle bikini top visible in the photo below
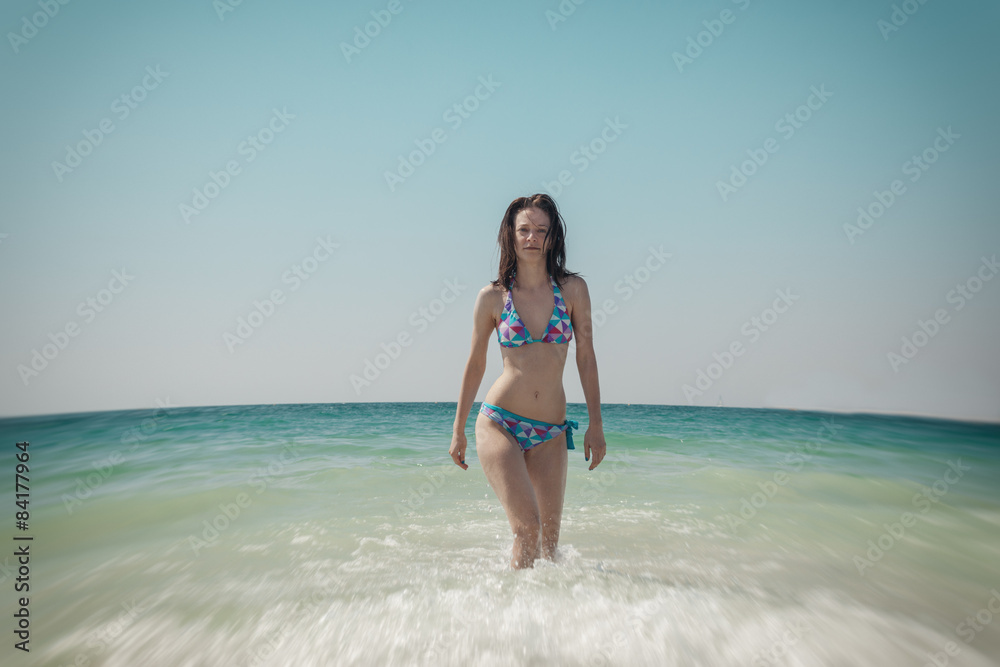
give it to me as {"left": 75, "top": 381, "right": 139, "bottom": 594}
{"left": 496, "top": 272, "right": 573, "bottom": 347}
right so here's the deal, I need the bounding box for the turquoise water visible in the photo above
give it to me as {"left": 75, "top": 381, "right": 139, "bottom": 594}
{"left": 1, "top": 403, "right": 999, "bottom": 666}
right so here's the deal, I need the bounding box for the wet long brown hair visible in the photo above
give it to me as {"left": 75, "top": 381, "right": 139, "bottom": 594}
{"left": 493, "top": 194, "right": 580, "bottom": 290}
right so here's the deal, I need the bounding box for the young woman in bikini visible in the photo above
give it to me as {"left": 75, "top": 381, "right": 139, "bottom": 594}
{"left": 449, "top": 193, "right": 607, "bottom": 569}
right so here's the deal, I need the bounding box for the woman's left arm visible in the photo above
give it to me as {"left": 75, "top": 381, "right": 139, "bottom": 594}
{"left": 571, "top": 277, "right": 607, "bottom": 470}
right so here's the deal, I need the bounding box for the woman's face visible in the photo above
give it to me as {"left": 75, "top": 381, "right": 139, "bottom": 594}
{"left": 513, "top": 207, "right": 551, "bottom": 261}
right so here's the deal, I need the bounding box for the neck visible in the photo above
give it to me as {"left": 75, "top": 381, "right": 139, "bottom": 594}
{"left": 515, "top": 261, "right": 549, "bottom": 288}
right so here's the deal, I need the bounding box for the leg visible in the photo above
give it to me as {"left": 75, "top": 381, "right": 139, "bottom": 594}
{"left": 475, "top": 413, "right": 541, "bottom": 569}
{"left": 524, "top": 430, "right": 569, "bottom": 561}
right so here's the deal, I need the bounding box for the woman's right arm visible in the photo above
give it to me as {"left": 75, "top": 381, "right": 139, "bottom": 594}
{"left": 450, "top": 286, "right": 497, "bottom": 467}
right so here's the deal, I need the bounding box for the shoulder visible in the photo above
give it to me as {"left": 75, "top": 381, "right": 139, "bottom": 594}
{"left": 558, "top": 274, "right": 589, "bottom": 302}
{"left": 478, "top": 281, "right": 505, "bottom": 301}
{"left": 470, "top": 282, "right": 505, "bottom": 330}
{"left": 474, "top": 282, "right": 505, "bottom": 313}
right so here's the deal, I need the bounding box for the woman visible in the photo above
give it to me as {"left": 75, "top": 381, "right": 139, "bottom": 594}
{"left": 449, "top": 193, "right": 607, "bottom": 569}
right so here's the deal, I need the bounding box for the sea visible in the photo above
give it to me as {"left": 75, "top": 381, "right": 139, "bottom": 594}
{"left": 1, "top": 402, "right": 998, "bottom": 667}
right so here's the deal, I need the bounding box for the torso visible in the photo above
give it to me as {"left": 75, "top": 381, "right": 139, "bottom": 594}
{"left": 484, "top": 275, "right": 575, "bottom": 423}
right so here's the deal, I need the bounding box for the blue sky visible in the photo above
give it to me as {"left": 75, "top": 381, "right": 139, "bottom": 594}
{"left": 1, "top": 0, "right": 998, "bottom": 421}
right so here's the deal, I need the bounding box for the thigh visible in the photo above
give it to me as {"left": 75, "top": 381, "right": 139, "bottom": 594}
{"left": 524, "top": 431, "right": 569, "bottom": 527}
{"left": 474, "top": 413, "right": 539, "bottom": 529}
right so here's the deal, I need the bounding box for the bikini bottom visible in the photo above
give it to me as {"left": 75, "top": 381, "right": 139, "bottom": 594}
{"left": 479, "top": 402, "right": 578, "bottom": 451}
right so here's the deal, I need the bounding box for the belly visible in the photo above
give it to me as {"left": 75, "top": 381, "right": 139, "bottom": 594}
{"left": 484, "top": 346, "right": 569, "bottom": 422}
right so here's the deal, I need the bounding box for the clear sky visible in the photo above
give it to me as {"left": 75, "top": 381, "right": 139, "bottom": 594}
{"left": 2, "top": 0, "right": 998, "bottom": 422}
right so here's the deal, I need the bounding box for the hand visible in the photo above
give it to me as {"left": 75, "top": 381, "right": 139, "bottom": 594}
{"left": 584, "top": 427, "right": 606, "bottom": 470}
{"left": 449, "top": 432, "right": 469, "bottom": 470}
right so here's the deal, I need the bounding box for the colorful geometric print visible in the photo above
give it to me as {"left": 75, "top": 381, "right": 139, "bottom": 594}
{"left": 496, "top": 273, "right": 573, "bottom": 348}
{"left": 479, "top": 402, "right": 578, "bottom": 451}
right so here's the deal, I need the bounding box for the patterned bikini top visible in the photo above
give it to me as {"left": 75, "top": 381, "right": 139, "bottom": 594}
{"left": 496, "top": 272, "right": 573, "bottom": 347}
